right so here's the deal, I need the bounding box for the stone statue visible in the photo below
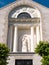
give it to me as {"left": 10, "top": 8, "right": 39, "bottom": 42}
{"left": 22, "top": 34, "right": 31, "bottom": 52}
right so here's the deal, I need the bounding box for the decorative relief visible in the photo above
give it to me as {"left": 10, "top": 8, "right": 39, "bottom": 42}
{"left": 22, "top": 34, "right": 31, "bottom": 52}
{"left": 21, "top": 7, "right": 27, "bottom": 11}
{"left": 11, "top": 7, "right": 40, "bottom": 18}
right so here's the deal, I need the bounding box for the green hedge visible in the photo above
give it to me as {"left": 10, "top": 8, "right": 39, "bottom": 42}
{"left": 35, "top": 41, "right": 49, "bottom": 65}
{"left": 0, "top": 43, "right": 9, "bottom": 65}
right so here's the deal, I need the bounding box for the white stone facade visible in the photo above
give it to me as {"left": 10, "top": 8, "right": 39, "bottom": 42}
{"left": 0, "top": 0, "right": 49, "bottom": 65}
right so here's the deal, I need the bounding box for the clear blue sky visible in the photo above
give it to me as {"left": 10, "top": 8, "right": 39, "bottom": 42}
{"left": 0, "top": 0, "right": 49, "bottom": 8}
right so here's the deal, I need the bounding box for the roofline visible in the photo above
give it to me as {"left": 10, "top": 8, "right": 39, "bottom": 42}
{"left": 0, "top": 0, "right": 49, "bottom": 10}
{"left": 0, "top": 0, "right": 17, "bottom": 10}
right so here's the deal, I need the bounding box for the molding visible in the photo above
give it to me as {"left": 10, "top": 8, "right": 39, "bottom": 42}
{"left": 9, "top": 52, "right": 35, "bottom": 56}
{"left": 9, "top": 18, "right": 40, "bottom": 22}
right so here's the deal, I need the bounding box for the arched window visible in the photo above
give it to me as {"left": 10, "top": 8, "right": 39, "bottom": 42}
{"left": 17, "top": 12, "right": 31, "bottom": 18}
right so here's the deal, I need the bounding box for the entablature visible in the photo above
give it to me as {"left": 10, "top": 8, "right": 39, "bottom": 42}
{"left": 9, "top": 18, "right": 40, "bottom": 22}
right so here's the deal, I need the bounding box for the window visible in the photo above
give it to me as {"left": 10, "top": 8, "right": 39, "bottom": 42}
{"left": 17, "top": 12, "right": 31, "bottom": 18}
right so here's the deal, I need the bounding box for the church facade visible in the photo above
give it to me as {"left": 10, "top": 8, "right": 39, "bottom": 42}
{"left": 0, "top": 0, "right": 49, "bottom": 65}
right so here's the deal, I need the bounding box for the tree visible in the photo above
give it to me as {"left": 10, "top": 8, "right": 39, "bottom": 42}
{"left": 0, "top": 43, "right": 9, "bottom": 65}
{"left": 35, "top": 41, "right": 49, "bottom": 65}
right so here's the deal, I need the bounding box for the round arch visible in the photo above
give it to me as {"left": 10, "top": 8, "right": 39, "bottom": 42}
{"left": 7, "top": 5, "right": 42, "bottom": 52}
{"left": 8, "top": 6, "right": 41, "bottom": 19}
{"left": 17, "top": 12, "right": 31, "bottom": 18}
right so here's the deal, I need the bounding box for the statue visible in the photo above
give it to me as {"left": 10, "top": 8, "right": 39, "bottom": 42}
{"left": 22, "top": 34, "right": 31, "bottom": 52}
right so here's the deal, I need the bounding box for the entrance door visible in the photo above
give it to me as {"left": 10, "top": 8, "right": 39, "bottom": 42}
{"left": 15, "top": 59, "right": 32, "bottom": 65}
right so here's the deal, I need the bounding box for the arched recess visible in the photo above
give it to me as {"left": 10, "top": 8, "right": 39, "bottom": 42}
{"left": 17, "top": 12, "right": 31, "bottom": 18}
{"left": 7, "top": 6, "right": 42, "bottom": 53}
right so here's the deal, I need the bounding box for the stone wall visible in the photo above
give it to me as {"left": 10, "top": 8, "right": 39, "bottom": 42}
{"left": 7, "top": 53, "right": 41, "bottom": 65}
{"left": 0, "top": 0, "right": 49, "bottom": 65}
{"left": 0, "top": 0, "right": 49, "bottom": 43}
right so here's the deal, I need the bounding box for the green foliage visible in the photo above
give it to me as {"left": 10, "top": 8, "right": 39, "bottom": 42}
{"left": 0, "top": 43, "right": 9, "bottom": 65}
{"left": 41, "top": 56, "right": 49, "bottom": 65}
{"left": 35, "top": 41, "right": 49, "bottom": 65}
{"left": 35, "top": 41, "right": 49, "bottom": 56}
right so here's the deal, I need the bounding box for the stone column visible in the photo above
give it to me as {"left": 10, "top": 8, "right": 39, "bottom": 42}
{"left": 36, "top": 26, "right": 40, "bottom": 44}
{"left": 13, "top": 26, "right": 18, "bottom": 52}
{"left": 40, "top": 21, "right": 43, "bottom": 41}
{"left": 8, "top": 25, "right": 13, "bottom": 52}
{"left": 31, "top": 26, "right": 34, "bottom": 52}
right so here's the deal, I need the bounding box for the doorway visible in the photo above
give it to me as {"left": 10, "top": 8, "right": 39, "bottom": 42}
{"left": 15, "top": 59, "right": 32, "bottom": 65}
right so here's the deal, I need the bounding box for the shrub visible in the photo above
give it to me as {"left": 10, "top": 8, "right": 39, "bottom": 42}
{"left": 35, "top": 41, "right": 49, "bottom": 56}
{"left": 0, "top": 43, "right": 9, "bottom": 65}
{"left": 35, "top": 41, "right": 49, "bottom": 65}
{"left": 41, "top": 55, "right": 49, "bottom": 65}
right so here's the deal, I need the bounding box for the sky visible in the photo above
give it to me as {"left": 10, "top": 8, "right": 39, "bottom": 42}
{"left": 0, "top": 0, "right": 49, "bottom": 8}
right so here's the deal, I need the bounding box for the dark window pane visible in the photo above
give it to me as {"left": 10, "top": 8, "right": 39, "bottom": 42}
{"left": 17, "top": 12, "right": 31, "bottom": 18}
{"left": 15, "top": 59, "right": 32, "bottom": 65}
